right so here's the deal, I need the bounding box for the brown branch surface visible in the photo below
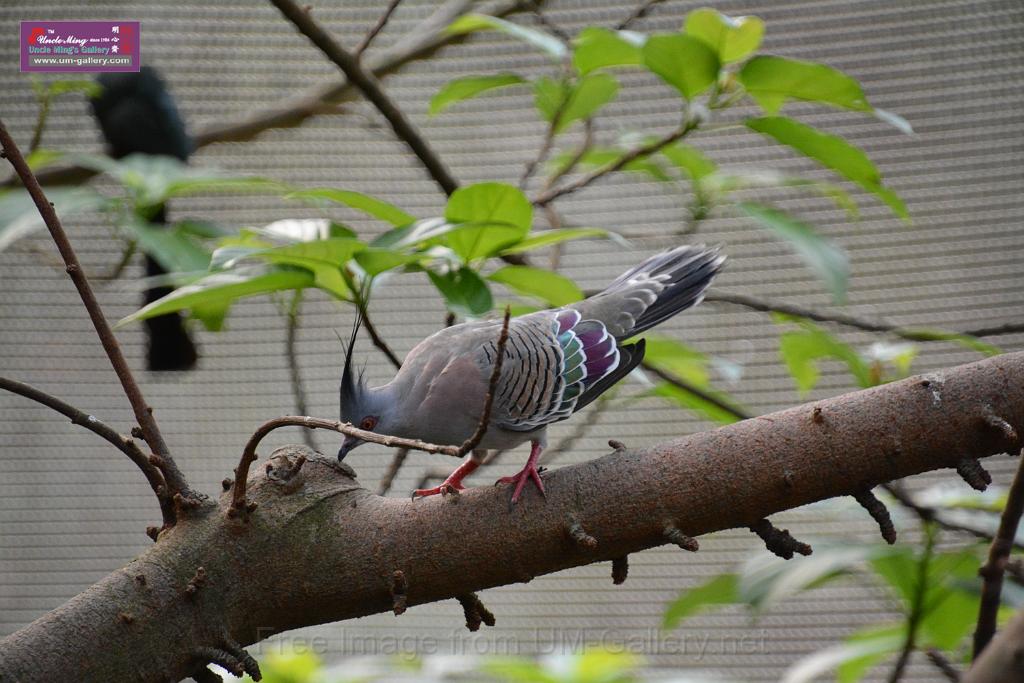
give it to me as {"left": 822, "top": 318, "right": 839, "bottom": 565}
{"left": 270, "top": 0, "right": 459, "bottom": 196}
{"left": 0, "top": 376, "right": 174, "bottom": 528}
{"left": 972, "top": 450, "right": 1024, "bottom": 657}
{"left": 0, "top": 119, "right": 192, "bottom": 504}
{"left": 964, "top": 605, "right": 1024, "bottom": 683}
{"left": 2, "top": 352, "right": 1023, "bottom": 682}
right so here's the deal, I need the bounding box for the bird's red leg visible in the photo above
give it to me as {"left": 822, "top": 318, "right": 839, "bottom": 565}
{"left": 412, "top": 456, "right": 480, "bottom": 498}
{"left": 496, "top": 441, "right": 545, "bottom": 504}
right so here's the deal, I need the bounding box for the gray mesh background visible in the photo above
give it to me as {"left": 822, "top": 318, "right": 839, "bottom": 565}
{"left": 1, "top": 1, "right": 1022, "bottom": 681}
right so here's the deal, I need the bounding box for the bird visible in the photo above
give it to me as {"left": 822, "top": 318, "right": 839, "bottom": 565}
{"left": 91, "top": 66, "right": 199, "bottom": 372}
{"left": 338, "top": 244, "right": 725, "bottom": 504}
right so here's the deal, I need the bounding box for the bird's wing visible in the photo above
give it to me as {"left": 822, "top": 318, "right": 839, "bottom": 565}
{"left": 479, "top": 310, "right": 625, "bottom": 432}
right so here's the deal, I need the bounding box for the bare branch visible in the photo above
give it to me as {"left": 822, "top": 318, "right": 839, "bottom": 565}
{"left": 353, "top": 0, "right": 403, "bottom": 59}
{"left": 269, "top": 0, "right": 459, "bottom": 196}
{"left": 705, "top": 290, "right": 1023, "bottom": 339}
{"left": 0, "top": 119, "right": 192, "bottom": 504}
{"left": 0, "top": 376, "right": 174, "bottom": 528}
{"left": 377, "top": 448, "right": 409, "bottom": 496}
{"left": 883, "top": 482, "right": 1024, "bottom": 549}
{"left": 973, "top": 449, "right": 1024, "bottom": 657}
{"left": 458, "top": 307, "right": 512, "bottom": 456}
{"left": 359, "top": 304, "right": 402, "bottom": 370}
{"left": 616, "top": 0, "right": 669, "bottom": 30}
{"left": 641, "top": 361, "right": 752, "bottom": 421}
{"left": 533, "top": 119, "right": 698, "bottom": 205}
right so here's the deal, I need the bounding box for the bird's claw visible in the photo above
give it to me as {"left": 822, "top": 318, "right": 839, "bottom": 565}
{"left": 411, "top": 482, "right": 463, "bottom": 499}
{"left": 495, "top": 463, "right": 546, "bottom": 506}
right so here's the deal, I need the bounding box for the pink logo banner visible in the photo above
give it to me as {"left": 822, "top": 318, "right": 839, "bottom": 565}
{"left": 21, "top": 21, "right": 140, "bottom": 72}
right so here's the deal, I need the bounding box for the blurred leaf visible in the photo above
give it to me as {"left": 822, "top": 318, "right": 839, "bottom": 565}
{"left": 44, "top": 78, "right": 102, "bottom": 98}
{"left": 684, "top": 8, "right": 764, "bottom": 63}
{"left": 573, "top": 27, "right": 644, "bottom": 74}
{"left": 254, "top": 238, "right": 365, "bottom": 299}
{"left": 874, "top": 107, "right": 914, "bottom": 134}
{"left": 662, "top": 574, "right": 738, "bottom": 629}
{"left": 775, "top": 317, "right": 871, "bottom": 393}
{"left": 429, "top": 73, "right": 527, "bottom": 116}
{"left": 72, "top": 153, "right": 285, "bottom": 208}
{"left": 534, "top": 73, "right": 619, "bottom": 134}
{"left": 705, "top": 170, "right": 859, "bottom": 219}
{"left": 0, "top": 186, "right": 113, "bottom": 251}
{"left": 488, "top": 265, "right": 583, "bottom": 306}
{"left": 642, "top": 34, "right": 720, "bottom": 100}
{"left": 286, "top": 188, "right": 415, "bottom": 226}
{"left": 739, "top": 56, "right": 871, "bottom": 114}
{"left": 445, "top": 182, "right": 533, "bottom": 260}
{"left": 898, "top": 328, "right": 1001, "bottom": 356}
{"left": 642, "top": 336, "right": 710, "bottom": 385}
{"left": 120, "top": 217, "right": 211, "bottom": 274}
{"left": 252, "top": 217, "right": 352, "bottom": 243}
{"left": 782, "top": 625, "right": 905, "bottom": 683}
{"left": 447, "top": 14, "right": 567, "bottom": 61}
{"left": 353, "top": 247, "right": 421, "bottom": 276}
{"left": 659, "top": 143, "right": 718, "bottom": 181}
{"left": 256, "top": 648, "right": 324, "bottom": 683}
{"left": 549, "top": 147, "right": 671, "bottom": 182}
{"left": 428, "top": 266, "right": 493, "bottom": 317}
{"left": 651, "top": 382, "right": 745, "bottom": 424}
{"left": 746, "top": 117, "right": 909, "bottom": 221}
{"left": 500, "top": 227, "right": 613, "bottom": 255}
{"left": 117, "top": 269, "right": 313, "bottom": 327}
{"left": 24, "top": 148, "right": 64, "bottom": 171}
{"left": 740, "top": 202, "right": 849, "bottom": 303}
{"left": 480, "top": 658, "right": 562, "bottom": 683}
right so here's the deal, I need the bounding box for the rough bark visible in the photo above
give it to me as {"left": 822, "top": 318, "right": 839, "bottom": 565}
{"left": 1, "top": 352, "right": 1022, "bottom": 682}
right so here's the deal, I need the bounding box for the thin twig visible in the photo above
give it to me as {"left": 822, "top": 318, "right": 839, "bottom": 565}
{"left": 0, "top": 376, "right": 174, "bottom": 527}
{"left": 641, "top": 361, "right": 752, "bottom": 421}
{"left": 528, "top": 0, "right": 572, "bottom": 44}
{"left": 377, "top": 448, "right": 409, "bottom": 496}
{"left": 0, "top": 119, "right": 191, "bottom": 503}
{"left": 457, "top": 308, "right": 512, "bottom": 456}
{"left": 888, "top": 522, "right": 936, "bottom": 683}
{"left": 542, "top": 118, "right": 594, "bottom": 191}
{"left": 705, "top": 290, "right": 1023, "bottom": 339}
{"left": 353, "top": 0, "right": 404, "bottom": 59}
{"left": 616, "top": 0, "right": 669, "bottom": 30}
{"left": 28, "top": 94, "right": 51, "bottom": 155}
{"left": 285, "top": 290, "right": 316, "bottom": 450}
{"left": 926, "top": 649, "right": 961, "bottom": 682}
{"left": 973, "top": 449, "right": 1024, "bottom": 657}
{"left": 270, "top": 0, "right": 459, "bottom": 196}
{"left": 533, "top": 119, "right": 698, "bottom": 206}
{"left": 359, "top": 304, "right": 402, "bottom": 370}
{"left": 883, "top": 483, "right": 1023, "bottom": 549}
{"left": 231, "top": 416, "right": 461, "bottom": 514}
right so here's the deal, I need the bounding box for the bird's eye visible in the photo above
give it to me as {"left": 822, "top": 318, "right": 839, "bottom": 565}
{"left": 360, "top": 416, "right": 377, "bottom": 431}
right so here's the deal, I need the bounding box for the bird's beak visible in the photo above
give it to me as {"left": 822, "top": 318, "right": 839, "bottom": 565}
{"left": 337, "top": 435, "right": 363, "bottom": 461}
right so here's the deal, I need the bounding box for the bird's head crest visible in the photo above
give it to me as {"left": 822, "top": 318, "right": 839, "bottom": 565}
{"left": 339, "top": 309, "right": 368, "bottom": 423}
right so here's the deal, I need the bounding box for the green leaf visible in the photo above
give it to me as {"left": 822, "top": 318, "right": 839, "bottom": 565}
{"left": 446, "top": 14, "right": 567, "bottom": 61}
{"left": 747, "top": 117, "right": 909, "bottom": 221}
{"left": 740, "top": 203, "right": 849, "bottom": 303}
{"left": 286, "top": 188, "right": 415, "bottom": 226}
{"left": 0, "top": 187, "right": 113, "bottom": 252}
{"left": 549, "top": 147, "right": 671, "bottom": 182}
{"left": 659, "top": 143, "right": 718, "bottom": 181}
{"left": 897, "top": 328, "right": 1001, "bottom": 356}
{"left": 499, "top": 227, "right": 612, "bottom": 255}
{"left": 533, "top": 74, "right": 619, "bottom": 134}
{"left": 256, "top": 238, "right": 366, "bottom": 300}
{"left": 117, "top": 269, "right": 313, "bottom": 327}
{"left": 775, "top": 318, "right": 872, "bottom": 393}
{"left": 651, "top": 382, "right": 745, "bottom": 425}
{"left": 782, "top": 625, "right": 905, "bottom": 683}
{"left": 427, "top": 267, "right": 493, "bottom": 317}
{"left": 487, "top": 265, "right": 583, "bottom": 306}
{"left": 662, "top": 574, "right": 738, "bottom": 629}
{"left": 445, "top": 182, "right": 532, "bottom": 260}
{"left": 684, "top": 8, "right": 764, "bottom": 63}
{"left": 353, "top": 248, "right": 422, "bottom": 276}
{"left": 706, "top": 170, "right": 859, "bottom": 220}
{"left": 642, "top": 336, "right": 710, "bottom": 386}
{"left": 120, "top": 218, "right": 211, "bottom": 274}
{"left": 572, "top": 27, "right": 644, "bottom": 75}
{"left": 739, "top": 56, "right": 871, "bottom": 114}
{"left": 642, "top": 34, "right": 720, "bottom": 100}
{"left": 46, "top": 78, "right": 103, "bottom": 98}
{"left": 429, "top": 73, "right": 527, "bottom": 116}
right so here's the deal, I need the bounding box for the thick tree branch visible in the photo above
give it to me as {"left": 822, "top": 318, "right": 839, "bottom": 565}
{"left": 973, "top": 450, "right": 1024, "bottom": 657}
{"left": 269, "top": 0, "right": 459, "bottom": 196}
{"left": 0, "top": 376, "right": 174, "bottom": 528}
{"left": 2, "top": 352, "right": 1023, "bottom": 682}
{"left": 0, "top": 119, "right": 193, "bottom": 505}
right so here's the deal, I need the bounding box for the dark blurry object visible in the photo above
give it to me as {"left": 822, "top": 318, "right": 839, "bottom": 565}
{"left": 91, "top": 67, "right": 198, "bottom": 371}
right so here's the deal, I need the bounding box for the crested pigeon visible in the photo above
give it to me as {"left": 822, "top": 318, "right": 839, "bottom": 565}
{"left": 338, "top": 245, "right": 725, "bottom": 503}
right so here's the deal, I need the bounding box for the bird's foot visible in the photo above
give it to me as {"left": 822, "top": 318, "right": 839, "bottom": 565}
{"left": 495, "top": 463, "right": 546, "bottom": 505}
{"left": 412, "top": 480, "right": 464, "bottom": 499}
